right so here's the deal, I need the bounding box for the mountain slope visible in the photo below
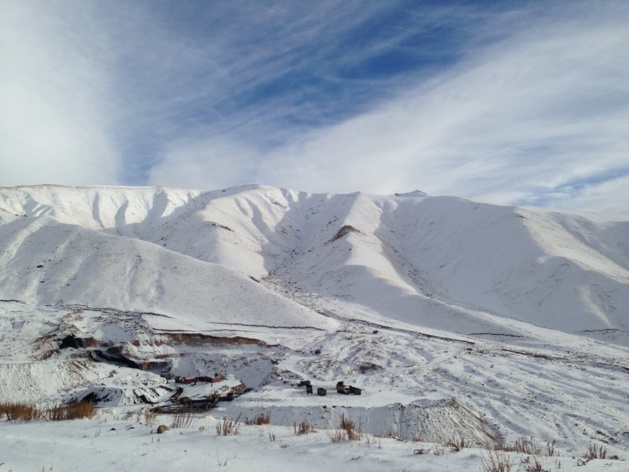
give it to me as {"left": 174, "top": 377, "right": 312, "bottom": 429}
{"left": 0, "top": 184, "right": 627, "bottom": 337}
{"left": 0, "top": 211, "right": 337, "bottom": 333}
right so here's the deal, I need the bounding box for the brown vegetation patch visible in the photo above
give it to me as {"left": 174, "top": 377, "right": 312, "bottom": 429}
{"left": 245, "top": 412, "right": 271, "bottom": 426}
{"left": 339, "top": 413, "right": 361, "bottom": 441}
{"left": 0, "top": 402, "right": 42, "bottom": 421}
{"left": 164, "top": 332, "right": 268, "bottom": 347}
{"left": 1, "top": 401, "right": 96, "bottom": 422}
{"left": 216, "top": 414, "right": 241, "bottom": 436}
{"left": 294, "top": 420, "right": 315, "bottom": 435}
{"left": 48, "top": 401, "right": 96, "bottom": 420}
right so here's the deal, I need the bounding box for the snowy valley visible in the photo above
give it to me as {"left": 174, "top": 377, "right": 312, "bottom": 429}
{"left": 0, "top": 184, "right": 628, "bottom": 471}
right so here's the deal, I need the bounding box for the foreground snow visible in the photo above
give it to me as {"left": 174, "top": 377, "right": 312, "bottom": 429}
{"left": 2, "top": 298, "right": 628, "bottom": 470}
{"left": 0, "top": 413, "right": 625, "bottom": 472}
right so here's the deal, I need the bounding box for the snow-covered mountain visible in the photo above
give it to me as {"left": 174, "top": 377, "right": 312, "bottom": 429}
{"left": 1, "top": 184, "right": 628, "bottom": 470}
{"left": 1, "top": 184, "right": 626, "bottom": 335}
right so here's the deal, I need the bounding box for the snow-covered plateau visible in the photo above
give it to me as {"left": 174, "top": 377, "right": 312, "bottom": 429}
{"left": 0, "top": 184, "right": 627, "bottom": 471}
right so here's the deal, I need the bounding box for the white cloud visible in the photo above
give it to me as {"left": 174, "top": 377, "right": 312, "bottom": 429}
{"left": 546, "top": 174, "right": 629, "bottom": 215}
{"left": 0, "top": 0, "right": 120, "bottom": 186}
{"left": 149, "top": 137, "right": 259, "bottom": 191}
{"left": 248, "top": 5, "right": 629, "bottom": 214}
{"left": 2, "top": 1, "right": 627, "bottom": 215}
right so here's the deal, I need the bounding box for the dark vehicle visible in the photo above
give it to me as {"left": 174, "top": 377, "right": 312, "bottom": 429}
{"left": 336, "top": 381, "right": 348, "bottom": 394}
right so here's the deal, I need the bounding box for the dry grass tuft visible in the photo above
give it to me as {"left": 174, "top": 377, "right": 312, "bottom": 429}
{"left": 499, "top": 437, "right": 556, "bottom": 457}
{"left": 141, "top": 407, "right": 158, "bottom": 425}
{"left": 328, "top": 413, "right": 362, "bottom": 442}
{"left": 328, "top": 429, "right": 346, "bottom": 443}
{"left": 339, "top": 413, "right": 361, "bottom": 441}
{"left": 520, "top": 456, "right": 550, "bottom": 472}
{"left": 446, "top": 436, "right": 469, "bottom": 452}
{"left": 481, "top": 450, "right": 513, "bottom": 472}
{"left": 215, "top": 414, "right": 240, "bottom": 436}
{"left": 245, "top": 411, "right": 271, "bottom": 426}
{"left": 577, "top": 443, "right": 608, "bottom": 465}
{"left": 583, "top": 443, "right": 607, "bottom": 460}
{"left": 294, "top": 420, "right": 315, "bottom": 435}
{"left": 171, "top": 408, "right": 194, "bottom": 429}
{"left": 504, "top": 437, "right": 541, "bottom": 455}
{"left": 546, "top": 440, "right": 556, "bottom": 457}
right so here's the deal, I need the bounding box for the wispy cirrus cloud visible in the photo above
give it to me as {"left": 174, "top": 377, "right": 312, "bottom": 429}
{"left": 1, "top": 1, "right": 628, "bottom": 214}
{"left": 251, "top": 3, "right": 629, "bottom": 213}
{"left": 142, "top": 1, "right": 629, "bottom": 213}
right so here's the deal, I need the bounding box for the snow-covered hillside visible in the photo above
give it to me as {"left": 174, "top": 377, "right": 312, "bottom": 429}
{"left": 1, "top": 184, "right": 626, "bottom": 335}
{"left": 0, "top": 185, "right": 628, "bottom": 470}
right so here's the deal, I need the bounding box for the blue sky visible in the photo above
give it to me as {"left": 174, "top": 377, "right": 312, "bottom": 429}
{"left": 1, "top": 0, "right": 628, "bottom": 213}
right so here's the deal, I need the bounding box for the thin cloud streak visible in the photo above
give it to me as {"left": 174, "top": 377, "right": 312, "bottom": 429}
{"left": 542, "top": 173, "right": 629, "bottom": 215}
{"left": 144, "top": 2, "right": 629, "bottom": 213}
{"left": 244, "top": 4, "right": 629, "bottom": 213}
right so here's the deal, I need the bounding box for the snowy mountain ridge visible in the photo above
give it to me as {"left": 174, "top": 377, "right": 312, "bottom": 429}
{"left": 1, "top": 184, "right": 627, "bottom": 336}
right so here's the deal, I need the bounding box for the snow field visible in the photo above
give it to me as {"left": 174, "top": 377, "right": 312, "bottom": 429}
{"left": 0, "top": 412, "right": 625, "bottom": 472}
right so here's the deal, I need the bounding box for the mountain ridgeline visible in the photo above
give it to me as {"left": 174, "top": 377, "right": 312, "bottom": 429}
{"left": 0, "top": 184, "right": 627, "bottom": 338}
